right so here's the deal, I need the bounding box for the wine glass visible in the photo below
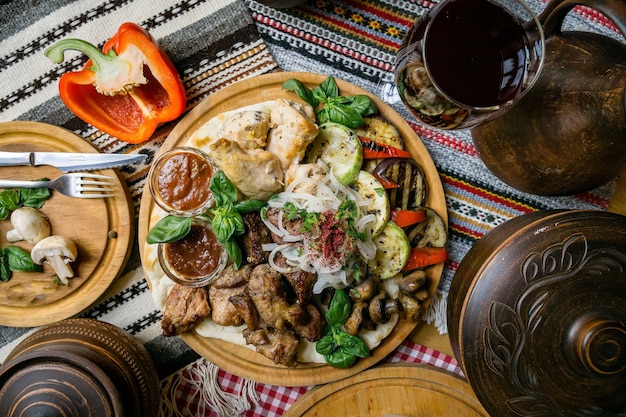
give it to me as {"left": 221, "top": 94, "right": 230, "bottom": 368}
{"left": 395, "top": 0, "right": 544, "bottom": 130}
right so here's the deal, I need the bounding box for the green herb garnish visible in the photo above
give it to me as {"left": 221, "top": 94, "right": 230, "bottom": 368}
{"left": 0, "top": 246, "right": 43, "bottom": 282}
{"left": 283, "top": 76, "right": 377, "bottom": 128}
{"left": 316, "top": 288, "right": 370, "bottom": 368}
{"left": 0, "top": 184, "right": 50, "bottom": 220}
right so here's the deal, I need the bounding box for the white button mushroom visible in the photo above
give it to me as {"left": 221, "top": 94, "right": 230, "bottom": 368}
{"left": 6, "top": 207, "right": 51, "bottom": 245}
{"left": 31, "top": 235, "right": 78, "bottom": 285}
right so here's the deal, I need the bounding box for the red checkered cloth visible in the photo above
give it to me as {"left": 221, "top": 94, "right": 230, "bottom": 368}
{"left": 162, "top": 340, "right": 461, "bottom": 417}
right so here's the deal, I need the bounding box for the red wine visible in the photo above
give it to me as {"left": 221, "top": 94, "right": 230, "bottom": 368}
{"left": 424, "top": 0, "right": 529, "bottom": 108}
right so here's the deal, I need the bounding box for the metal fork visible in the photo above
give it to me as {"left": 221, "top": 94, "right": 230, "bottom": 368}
{"left": 0, "top": 173, "right": 116, "bottom": 198}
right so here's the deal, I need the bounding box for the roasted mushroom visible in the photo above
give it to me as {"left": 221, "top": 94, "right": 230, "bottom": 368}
{"left": 344, "top": 301, "right": 369, "bottom": 336}
{"left": 349, "top": 276, "right": 379, "bottom": 302}
{"left": 397, "top": 270, "right": 427, "bottom": 295}
{"left": 400, "top": 295, "right": 422, "bottom": 322}
{"left": 369, "top": 290, "right": 402, "bottom": 324}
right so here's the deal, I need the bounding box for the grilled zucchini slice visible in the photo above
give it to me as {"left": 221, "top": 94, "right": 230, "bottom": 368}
{"left": 305, "top": 122, "right": 363, "bottom": 185}
{"left": 367, "top": 221, "right": 410, "bottom": 280}
{"left": 353, "top": 170, "right": 390, "bottom": 237}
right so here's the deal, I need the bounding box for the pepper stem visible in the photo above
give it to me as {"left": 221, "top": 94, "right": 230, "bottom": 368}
{"left": 45, "top": 38, "right": 148, "bottom": 95}
{"left": 44, "top": 38, "right": 117, "bottom": 73}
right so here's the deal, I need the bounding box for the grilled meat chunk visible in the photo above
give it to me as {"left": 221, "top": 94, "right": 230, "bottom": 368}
{"left": 289, "top": 302, "right": 324, "bottom": 342}
{"left": 272, "top": 251, "right": 316, "bottom": 304}
{"left": 212, "top": 263, "right": 254, "bottom": 289}
{"left": 228, "top": 291, "right": 260, "bottom": 331}
{"left": 243, "top": 327, "right": 299, "bottom": 367}
{"left": 248, "top": 264, "right": 306, "bottom": 330}
{"left": 161, "top": 284, "right": 211, "bottom": 337}
{"left": 209, "top": 285, "right": 246, "bottom": 327}
{"left": 238, "top": 212, "right": 273, "bottom": 265}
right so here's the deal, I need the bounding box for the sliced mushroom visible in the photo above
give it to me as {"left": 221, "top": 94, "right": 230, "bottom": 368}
{"left": 31, "top": 235, "right": 78, "bottom": 285}
{"left": 6, "top": 207, "right": 51, "bottom": 245}
{"left": 344, "top": 301, "right": 369, "bottom": 336}
{"left": 349, "top": 277, "right": 379, "bottom": 302}
{"left": 397, "top": 270, "right": 427, "bottom": 295}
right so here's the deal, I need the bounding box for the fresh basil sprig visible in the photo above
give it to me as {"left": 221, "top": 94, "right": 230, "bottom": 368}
{"left": 282, "top": 76, "right": 377, "bottom": 129}
{"left": 316, "top": 288, "right": 370, "bottom": 368}
{"left": 0, "top": 184, "right": 51, "bottom": 220}
{"left": 208, "top": 171, "right": 265, "bottom": 269}
{"left": 0, "top": 245, "right": 43, "bottom": 282}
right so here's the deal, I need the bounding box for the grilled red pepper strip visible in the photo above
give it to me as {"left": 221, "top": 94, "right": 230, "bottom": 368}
{"left": 359, "top": 137, "right": 412, "bottom": 159}
{"left": 391, "top": 209, "right": 426, "bottom": 228}
{"left": 45, "top": 22, "right": 186, "bottom": 144}
{"left": 403, "top": 247, "right": 448, "bottom": 271}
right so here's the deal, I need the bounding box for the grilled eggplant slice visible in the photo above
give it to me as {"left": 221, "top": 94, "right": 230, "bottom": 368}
{"left": 405, "top": 207, "right": 447, "bottom": 248}
{"left": 373, "top": 158, "right": 427, "bottom": 210}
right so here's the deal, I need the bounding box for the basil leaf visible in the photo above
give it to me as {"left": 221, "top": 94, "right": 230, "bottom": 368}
{"left": 348, "top": 95, "right": 377, "bottom": 117}
{"left": 342, "top": 333, "right": 370, "bottom": 358}
{"left": 315, "top": 334, "right": 337, "bottom": 356}
{"left": 211, "top": 204, "right": 244, "bottom": 243}
{"left": 225, "top": 239, "right": 243, "bottom": 270}
{"left": 210, "top": 171, "right": 237, "bottom": 206}
{"left": 318, "top": 76, "right": 339, "bottom": 99}
{"left": 0, "top": 206, "right": 9, "bottom": 221}
{"left": 327, "top": 104, "right": 364, "bottom": 128}
{"left": 326, "top": 346, "right": 357, "bottom": 369}
{"left": 282, "top": 79, "right": 319, "bottom": 108}
{"left": 0, "top": 190, "right": 20, "bottom": 214}
{"left": 18, "top": 186, "right": 51, "bottom": 208}
{"left": 326, "top": 289, "right": 351, "bottom": 327}
{"left": 234, "top": 199, "right": 266, "bottom": 214}
{"left": 146, "top": 216, "right": 191, "bottom": 244}
{"left": 5, "top": 246, "right": 42, "bottom": 272}
{"left": 0, "top": 250, "right": 10, "bottom": 282}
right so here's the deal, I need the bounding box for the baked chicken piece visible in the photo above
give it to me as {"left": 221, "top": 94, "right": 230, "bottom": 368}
{"left": 215, "top": 110, "right": 270, "bottom": 149}
{"left": 267, "top": 99, "right": 318, "bottom": 169}
{"left": 161, "top": 284, "right": 211, "bottom": 337}
{"left": 209, "top": 138, "right": 284, "bottom": 200}
{"left": 208, "top": 264, "right": 254, "bottom": 327}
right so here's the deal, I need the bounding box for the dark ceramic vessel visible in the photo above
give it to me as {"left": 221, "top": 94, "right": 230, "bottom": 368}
{"left": 0, "top": 318, "right": 160, "bottom": 417}
{"left": 448, "top": 210, "right": 626, "bottom": 416}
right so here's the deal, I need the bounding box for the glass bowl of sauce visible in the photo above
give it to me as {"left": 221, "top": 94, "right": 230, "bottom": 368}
{"left": 157, "top": 216, "right": 227, "bottom": 287}
{"left": 148, "top": 147, "right": 217, "bottom": 217}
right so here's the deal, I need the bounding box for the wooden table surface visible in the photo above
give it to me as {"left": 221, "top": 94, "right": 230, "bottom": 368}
{"left": 412, "top": 162, "right": 626, "bottom": 358}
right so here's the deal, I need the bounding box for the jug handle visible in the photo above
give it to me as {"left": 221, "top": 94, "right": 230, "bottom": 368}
{"left": 539, "top": 0, "right": 626, "bottom": 40}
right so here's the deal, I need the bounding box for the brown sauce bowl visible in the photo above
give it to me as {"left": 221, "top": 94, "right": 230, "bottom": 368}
{"left": 148, "top": 147, "right": 217, "bottom": 217}
{"left": 0, "top": 318, "right": 160, "bottom": 417}
{"left": 447, "top": 210, "right": 626, "bottom": 416}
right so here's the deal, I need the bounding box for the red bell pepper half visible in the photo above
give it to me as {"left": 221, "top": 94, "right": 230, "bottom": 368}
{"left": 403, "top": 246, "right": 448, "bottom": 271}
{"left": 391, "top": 209, "right": 426, "bottom": 228}
{"left": 45, "top": 22, "right": 186, "bottom": 144}
{"left": 359, "top": 137, "right": 412, "bottom": 159}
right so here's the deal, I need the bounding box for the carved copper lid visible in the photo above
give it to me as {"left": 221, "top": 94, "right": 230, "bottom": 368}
{"left": 448, "top": 210, "right": 626, "bottom": 416}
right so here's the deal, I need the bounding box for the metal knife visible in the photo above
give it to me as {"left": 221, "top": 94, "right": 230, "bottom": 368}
{"left": 0, "top": 151, "right": 147, "bottom": 172}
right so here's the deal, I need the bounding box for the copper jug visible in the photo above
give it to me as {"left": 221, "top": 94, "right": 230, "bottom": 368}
{"left": 471, "top": 0, "right": 626, "bottom": 196}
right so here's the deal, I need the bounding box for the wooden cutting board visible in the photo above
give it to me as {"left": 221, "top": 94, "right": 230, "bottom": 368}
{"left": 284, "top": 363, "right": 489, "bottom": 417}
{"left": 0, "top": 121, "right": 134, "bottom": 327}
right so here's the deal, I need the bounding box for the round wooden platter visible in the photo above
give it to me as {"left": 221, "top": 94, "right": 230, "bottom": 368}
{"left": 137, "top": 72, "right": 448, "bottom": 386}
{"left": 0, "top": 121, "right": 134, "bottom": 327}
{"left": 284, "top": 363, "right": 489, "bottom": 417}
